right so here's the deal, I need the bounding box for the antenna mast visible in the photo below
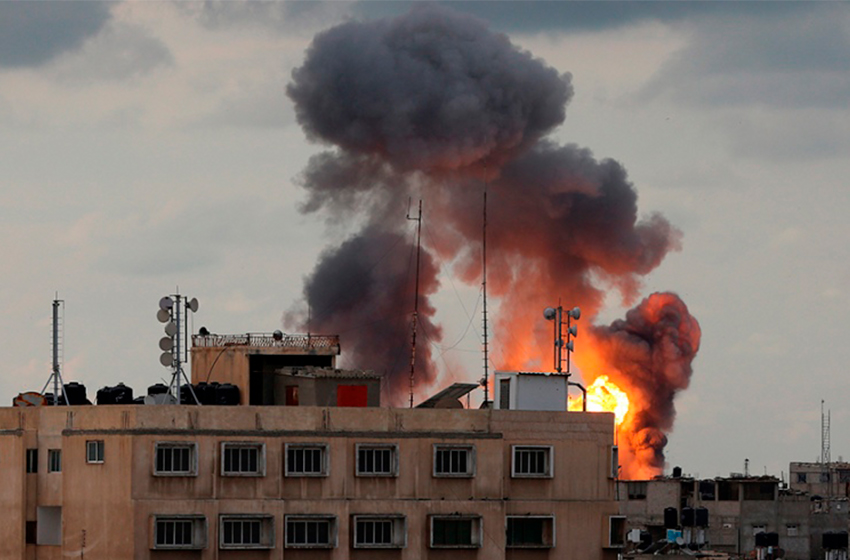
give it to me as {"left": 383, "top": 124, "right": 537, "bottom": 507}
{"left": 42, "top": 296, "right": 66, "bottom": 405}
{"left": 407, "top": 199, "right": 423, "bottom": 408}
{"left": 822, "top": 400, "right": 831, "bottom": 502}
{"left": 482, "top": 187, "right": 490, "bottom": 406}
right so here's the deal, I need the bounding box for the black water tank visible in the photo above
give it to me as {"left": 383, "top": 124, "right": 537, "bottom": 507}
{"left": 194, "top": 382, "right": 216, "bottom": 405}
{"left": 681, "top": 507, "right": 695, "bottom": 527}
{"left": 824, "top": 531, "right": 849, "bottom": 550}
{"left": 44, "top": 392, "right": 67, "bottom": 405}
{"left": 672, "top": 466, "right": 683, "bottom": 478}
{"left": 64, "top": 382, "right": 90, "bottom": 405}
{"left": 97, "top": 386, "right": 116, "bottom": 405}
{"left": 147, "top": 383, "right": 168, "bottom": 396}
{"left": 112, "top": 383, "right": 133, "bottom": 404}
{"left": 215, "top": 383, "right": 240, "bottom": 405}
{"left": 755, "top": 532, "right": 779, "bottom": 547}
{"left": 695, "top": 507, "right": 709, "bottom": 528}
{"left": 132, "top": 395, "right": 146, "bottom": 405}
{"left": 664, "top": 507, "right": 678, "bottom": 529}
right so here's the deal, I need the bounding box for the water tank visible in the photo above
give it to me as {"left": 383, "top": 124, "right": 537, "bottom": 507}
{"left": 681, "top": 507, "right": 695, "bottom": 527}
{"left": 695, "top": 507, "right": 709, "bottom": 528}
{"left": 64, "top": 382, "right": 90, "bottom": 405}
{"left": 756, "top": 532, "right": 779, "bottom": 547}
{"left": 824, "top": 531, "right": 849, "bottom": 550}
{"left": 132, "top": 396, "right": 146, "bottom": 405}
{"left": 179, "top": 384, "right": 198, "bottom": 405}
{"left": 147, "top": 383, "right": 168, "bottom": 396}
{"left": 96, "top": 386, "right": 116, "bottom": 405}
{"left": 215, "top": 383, "right": 240, "bottom": 405}
{"left": 116, "top": 383, "right": 133, "bottom": 403}
{"left": 664, "top": 507, "right": 678, "bottom": 529}
{"left": 672, "top": 466, "right": 683, "bottom": 478}
{"left": 194, "top": 382, "right": 216, "bottom": 405}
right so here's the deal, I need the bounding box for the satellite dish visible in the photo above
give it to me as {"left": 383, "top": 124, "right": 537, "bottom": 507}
{"left": 159, "top": 337, "right": 174, "bottom": 351}
{"left": 159, "top": 352, "right": 173, "bottom": 367}
{"left": 543, "top": 307, "right": 557, "bottom": 321}
{"left": 14, "top": 391, "right": 47, "bottom": 407}
{"left": 145, "top": 393, "right": 177, "bottom": 405}
{"left": 675, "top": 537, "right": 685, "bottom": 546}
{"left": 159, "top": 296, "right": 174, "bottom": 310}
{"left": 164, "top": 322, "right": 177, "bottom": 336}
{"left": 188, "top": 298, "right": 199, "bottom": 312}
{"left": 565, "top": 340, "right": 574, "bottom": 351}
{"left": 569, "top": 306, "right": 581, "bottom": 320}
{"left": 568, "top": 325, "right": 578, "bottom": 336}
{"left": 157, "top": 309, "right": 170, "bottom": 323}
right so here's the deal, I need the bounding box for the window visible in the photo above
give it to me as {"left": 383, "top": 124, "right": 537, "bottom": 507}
{"left": 26, "top": 449, "right": 38, "bottom": 473}
{"left": 26, "top": 521, "right": 37, "bottom": 544}
{"left": 356, "top": 444, "right": 398, "bottom": 477}
{"left": 627, "top": 481, "right": 648, "bottom": 500}
{"left": 285, "top": 386, "right": 299, "bottom": 406}
{"left": 430, "top": 515, "right": 482, "bottom": 548}
{"left": 752, "top": 524, "right": 766, "bottom": 536}
{"left": 433, "top": 444, "right": 475, "bottom": 477}
{"left": 352, "top": 515, "right": 406, "bottom": 549}
{"left": 511, "top": 445, "right": 553, "bottom": 478}
{"left": 86, "top": 440, "right": 104, "bottom": 464}
{"left": 787, "top": 524, "right": 799, "bottom": 537}
{"left": 221, "top": 442, "right": 265, "bottom": 476}
{"left": 820, "top": 472, "right": 831, "bottom": 483}
{"left": 285, "top": 443, "right": 329, "bottom": 477}
{"left": 499, "top": 378, "right": 511, "bottom": 409}
{"left": 47, "top": 449, "right": 61, "bottom": 473}
{"left": 610, "top": 446, "right": 619, "bottom": 479}
{"left": 607, "top": 516, "right": 626, "bottom": 548}
{"left": 285, "top": 515, "right": 337, "bottom": 548}
{"left": 796, "top": 472, "right": 807, "bottom": 483}
{"left": 506, "top": 516, "right": 555, "bottom": 548}
{"left": 219, "top": 515, "right": 274, "bottom": 549}
{"left": 154, "top": 442, "right": 197, "bottom": 476}
{"left": 152, "top": 515, "right": 207, "bottom": 550}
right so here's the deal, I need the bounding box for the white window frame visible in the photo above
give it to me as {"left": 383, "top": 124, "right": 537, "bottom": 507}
{"left": 352, "top": 514, "right": 407, "bottom": 549}
{"left": 606, "top": 515, "right": 627, "bottom": 548}
{"left": 47, "top": 449, "right": 62, "bottom": 473}
{"left": 429, "top": 514, "right": 482, "bottom": 549}
{"left": 153, "top": 441, "right": 198, "bottom": 477}
{"left": 285, "top": 443, "right": 329, "bottom": 477}
{"left": 151, "top": 514, "right": 207, "bottom": 550}
{"left": 220, "top": 442, "right": 266, "bottom": 477}
{"left": 511, "top": 445, "right": 553, "bottom": 478}
{"left": 505, "top": 515, "right": 556, "bottom": 549}
{"left": 219, "top": 514, "right": 274, "bottom": 550}
{"left": 284, "top": 515, "right": 338, "bottom": 548}
{"left": 355, "top": 443, "right": 399, "bottom": 477}
{"left": 432, "top": 444, "right": 475, "bottom": 478}
{"left": 86, "top": 440, "right": 104, "bottom": 464}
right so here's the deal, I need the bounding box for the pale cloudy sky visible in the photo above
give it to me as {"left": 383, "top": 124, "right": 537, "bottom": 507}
{"left": 2, "top": 1, "right": 849, "bottom": 479}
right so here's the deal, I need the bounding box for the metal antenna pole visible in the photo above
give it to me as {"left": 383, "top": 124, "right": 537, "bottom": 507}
{"left": 482, "top": 187, "right": 489, "bottom": 405}
{"left": 407, "top": 200, "right": 422, "bottom": 408}
{"left": 42, "top": 298, "right": 66, "bottom": 404}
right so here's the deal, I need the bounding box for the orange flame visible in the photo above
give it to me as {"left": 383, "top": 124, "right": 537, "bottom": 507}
{"left": 568, "top": 375, "right": 630, "bottom": 426}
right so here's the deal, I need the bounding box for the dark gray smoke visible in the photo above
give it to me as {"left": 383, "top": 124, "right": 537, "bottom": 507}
{"left": 285, "top": 5, "right": 694, "bottom": 411}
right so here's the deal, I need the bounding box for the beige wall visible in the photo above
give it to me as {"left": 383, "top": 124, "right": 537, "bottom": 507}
{"left": 1, "top": 405, "right": 619, "bottom": 560}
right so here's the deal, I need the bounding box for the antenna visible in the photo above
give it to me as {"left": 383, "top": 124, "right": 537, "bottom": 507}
{"left": 822, "top": 400, "right": 831, "bottom": 505}
{"left": 481, "top": 186, "right": 490, "bottom": 406}
{"left": 41, "top": 296, "right": 66, "bottom": 405}
{"left": 158, "top": 293, "right": 201, "bottom": 405}
{"left": 406, "top": 199, "right": 422, "bottom": 408}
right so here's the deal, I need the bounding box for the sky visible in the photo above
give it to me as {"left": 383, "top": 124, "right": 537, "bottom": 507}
{"left": 2, "top": 0, "right": 849, "bottom": 480}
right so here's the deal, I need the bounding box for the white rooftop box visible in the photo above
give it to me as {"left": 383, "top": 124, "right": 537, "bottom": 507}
{"left": 493, "top": 371, "right": 567, "bottom": 411}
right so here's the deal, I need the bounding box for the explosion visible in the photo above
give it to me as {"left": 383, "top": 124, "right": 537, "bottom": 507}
{"left": 284, "top": 6, "right": 700, "bottom": 478}
{"left": 569, "top": 375, "right": 630, "bottom": 426}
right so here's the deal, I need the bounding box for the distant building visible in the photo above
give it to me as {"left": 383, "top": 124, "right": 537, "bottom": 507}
{"left": 1, "top": 332, "right": 623, "bottom": 559}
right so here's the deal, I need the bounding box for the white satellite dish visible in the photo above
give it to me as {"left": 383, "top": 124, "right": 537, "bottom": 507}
{"left": 543, "top": 307, "right": 556, "bottom": 321}
{"left": 156, "top": 309, "right": 170, "bottom": 323}
{"left": 145, "top": 393, "right": 177, "bottom": 405}
{"left": 159, "top": 352, "right": 173, "bottom": 367}
{"left": 159, "top": 296, "right": 174, "bottom": 310}
{"left": 188, "top": 298, "right": 199, "bottom": 312}
{"left": 159, "top": 337, "right": 174, "bottom": 351}
{"left": 164, "top": 322, "right": 177, "bottom": 336}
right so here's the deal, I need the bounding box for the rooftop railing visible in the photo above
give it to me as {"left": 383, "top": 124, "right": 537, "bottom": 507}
{"left": 192, "top": 333, "right": 340, "bottom": 353}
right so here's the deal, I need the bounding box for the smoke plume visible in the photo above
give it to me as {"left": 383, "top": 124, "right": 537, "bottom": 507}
{"left": 580, "top": 293, "right": 701, "bottom": 478}
{"left": 285, "top": 0, "right": 699, "bottom": 452}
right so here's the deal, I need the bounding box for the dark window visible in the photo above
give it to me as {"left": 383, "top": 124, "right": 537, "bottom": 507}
{"left": 431, "top": 517, "right": 480, "bottom": 548}
{"left": 356, "top": 519, "right": 392, "bottom": 545}
{"left": 627, "top": 481, "right": 648, "bottom": 500}
{"left": 154, "top": 443, "right": 195, "bottom": 475}
{"left": 25, "top": 521, "right": 37, "bottom": 544}
{"left": 222, "top": 443, "right": 263, "bottom": 476}
{"left": 820, "top": 472, "right": 831, "bottom": 483}
{"left": 357, "top": 445, "right": 396, "bottom": 476}
{"left": 699, "top": 480, "right": 716, "bottom": 500}
{"left": 434, "top": 445, "right": 474, "bottom": 477}
{"left": 499, "top": 379, "right": 511, "bottom": 409}
{"left": 512, "top": 446, "right": 552, "bottom": 477}
{"left": 154, "top": 517, "right": 205, "bottom": 548}
{"left": 506, "top": 517, "right": 554, "bottom": 548}
{"left": 285, "top": 386, "right": 299, "bottom": 406}
{"left": 796, "top": 472, "right": 807, "bottom": 483}
{"left": 86, "top": 440, "right": 104, "bottom": 464}
{"left": 47, "top": 449, "right": 61, "bottom": 473}
{"left": 286, "top": 444, "right": 327, "bottom": 476}
{"left": 26, "top": 449, "right": 38, "bottom": 473}
{"left": 223, "top": 519, "right": 260, "bottom": 545}
{"left": 285, "top": 517, "right": 334, "bottom": 547}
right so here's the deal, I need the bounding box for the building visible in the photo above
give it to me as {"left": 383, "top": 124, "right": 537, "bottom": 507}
{"left": 1, "top": 333, "right": 623, "bottom": 559}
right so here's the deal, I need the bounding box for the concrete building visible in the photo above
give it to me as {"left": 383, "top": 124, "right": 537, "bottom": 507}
{"left": 1, "top": 333, "right": 623, "bottom": 560}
